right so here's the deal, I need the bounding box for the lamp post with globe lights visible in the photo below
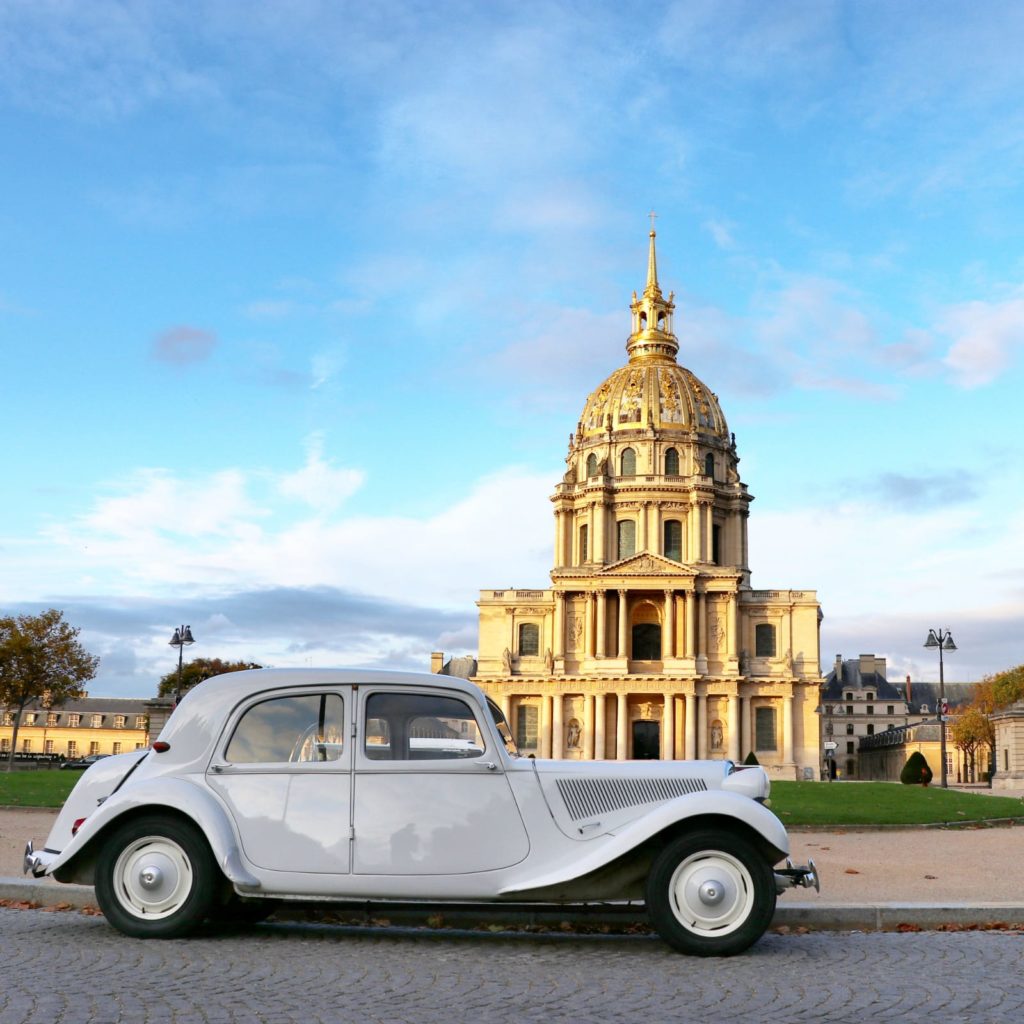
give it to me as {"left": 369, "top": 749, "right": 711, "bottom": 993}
{"left": 168, "top": 625, "right": 196, "bottom": 705}
{"left": 924, "top": 627, "right": 956, "bottom": 788}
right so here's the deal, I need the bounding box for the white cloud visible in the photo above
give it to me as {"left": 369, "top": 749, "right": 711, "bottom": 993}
{"left": 151, "top": 325, "right": 217, "bottom": 365}
{"left": 278, "top": 434, "right": 364, "bottom": 514}
{"left": 940, "top": 292, "right": 1024, "bottom": 388}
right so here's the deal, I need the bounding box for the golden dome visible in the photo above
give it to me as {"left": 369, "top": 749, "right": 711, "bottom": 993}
{"left": 577, "top": 228, "right": 729, "bottom": 441}
{"left": 579, "top": 361, "right": 729, "bottom": 439}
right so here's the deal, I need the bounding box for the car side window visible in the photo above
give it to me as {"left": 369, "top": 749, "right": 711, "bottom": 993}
{"left": 364, "top": 692, "right": 485, "bottom": 761}
{"left": 225, "top": 694, "right": 345, "bottom": 764}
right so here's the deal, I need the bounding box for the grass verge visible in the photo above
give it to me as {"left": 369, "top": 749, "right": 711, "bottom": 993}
{"left": 0, "top": 770, "right": 80, "bottom": 808}
{"left": 771, "top": 780, "right": 1024, "bottom": 827}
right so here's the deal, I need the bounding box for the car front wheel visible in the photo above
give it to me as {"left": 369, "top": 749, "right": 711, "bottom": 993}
{"left": 95, "top": 815, "right": 219, "bottom": 938}
{"left": 645, "top": 830, "right": 777, "bottom": 956}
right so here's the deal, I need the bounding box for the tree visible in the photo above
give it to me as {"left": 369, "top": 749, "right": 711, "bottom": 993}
{"left": 986, "top": 664, "right": 1024, "bottom": 710}
{"left": 157, "top": 657, "right": 261, "bottom": 698}
{"left": 950, "top": 706, "right": 995, "bottom": 783}
{"left": 900, "top": 750, "right": 933, "bottom": 786}
{"left": 0, "top": 609, "right": 99, "bottom": 771}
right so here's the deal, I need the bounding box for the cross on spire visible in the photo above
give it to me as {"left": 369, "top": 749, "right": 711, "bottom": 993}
{"left": 648, "top": 210, "right": 658, "bottom": 233}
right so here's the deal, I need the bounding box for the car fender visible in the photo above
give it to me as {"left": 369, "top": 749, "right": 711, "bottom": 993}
{"left": 48, "top": 776, "right": 261, "bottom": 890}
{"left": 500, "top": 789, "right": 788, "bottom": 895}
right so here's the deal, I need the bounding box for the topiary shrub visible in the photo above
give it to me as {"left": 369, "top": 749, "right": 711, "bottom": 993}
{"left": 743, "top": 751, "right": 759, "bottom": 766}
{"left": 900, "top": 751, "right": 933, "bottom": 786}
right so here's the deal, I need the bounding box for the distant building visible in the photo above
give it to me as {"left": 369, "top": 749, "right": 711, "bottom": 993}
{"left": 0, "top": 695, "right": 149, "bottom": 760}
{"left": 821, "top": 653, "right": 976, "bottom": 780}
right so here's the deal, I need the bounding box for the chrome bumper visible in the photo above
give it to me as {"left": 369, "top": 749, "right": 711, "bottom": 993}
{"left": 774, "top": 858, "right": 820, "bottom": 895}
{"left": 23, "top": 840, "right": 54, "bottom": 878}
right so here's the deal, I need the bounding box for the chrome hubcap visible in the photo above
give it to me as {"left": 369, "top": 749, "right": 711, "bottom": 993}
{"left": 113, "top": 836, "right": 194, "bottom": 920}
{"left": 668, "top": 851, "right": 755, "bottom": 937}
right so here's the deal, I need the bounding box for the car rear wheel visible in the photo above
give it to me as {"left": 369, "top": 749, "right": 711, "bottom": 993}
{"left": 95, "top": 815, "right": 218, "bottom": 938}
{"left": 645, "top": 830, "right": 777, "bottom": 956}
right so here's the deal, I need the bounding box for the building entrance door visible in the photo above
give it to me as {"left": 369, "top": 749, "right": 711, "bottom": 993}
{"left": 632, "top": 720, "right": 660, "bottom": 760}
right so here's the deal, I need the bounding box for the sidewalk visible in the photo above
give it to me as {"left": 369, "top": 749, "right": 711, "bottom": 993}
{"left": 4, "top": 806, "right": 1024, "bottom": 932}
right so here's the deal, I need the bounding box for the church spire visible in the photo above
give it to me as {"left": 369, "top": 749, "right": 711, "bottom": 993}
{"left": 645, "top": 213, "right": 662, "bottom": 298}
{"left": 627, "top": 217, "right": 677, "bottom": 364}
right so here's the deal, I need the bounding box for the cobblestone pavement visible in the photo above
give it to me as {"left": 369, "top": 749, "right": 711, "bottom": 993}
{"left": 4, "top": 908, "right": 1024, "bottom": 1024}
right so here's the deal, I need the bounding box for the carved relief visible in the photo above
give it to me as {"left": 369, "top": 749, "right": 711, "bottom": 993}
{"left": 709, "top": 612, "right": 726, "bottom": 651}
{"left": 658, "top": 369, "right": 684, "bottom": 423}
{"left": 710, "top": 719, "right": 724, "bottom": 751}
{"left": 619, "top": 369, "right": 644, "bottom": 423}
{"left": 567, "top": 616, "right": 584, "bottom": 650}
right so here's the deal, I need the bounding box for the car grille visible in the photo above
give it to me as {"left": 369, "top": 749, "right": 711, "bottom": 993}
{"left": 555, "top": 776, "right": 708, "bottom": 821}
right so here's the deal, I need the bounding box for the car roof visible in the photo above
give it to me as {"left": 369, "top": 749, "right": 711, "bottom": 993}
{"left": 158, "top": 668, "right": 490, "bottom": 759}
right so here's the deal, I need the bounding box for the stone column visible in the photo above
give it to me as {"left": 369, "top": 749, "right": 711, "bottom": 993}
{"left": 663, "top": 590, "right": 675, "bottom": 659}
{"left": 552, "top": 694, "right": 564, "bottom": 760}
{"left": 596, "top": 591, "right": 607, "bottom": 658}
{"left": 697, "top": 593, "right": 707, "bottom": 661}
{"left": 617, "top": 590, "right": 628, "bottom": 659}
{"left": 583, "top": 694, "right": 595, "bottom": 760}
{"left": 697, "top": 694, "right": 707, "bottom": 759}
{"left": 705, "top": 503, "right": 714, "bottom": 563}
{"left": 583, "top": 593, "right": 594, "bottom": 659}
{"left": 685, "top": 591, "right": 696, "bottom": 658}
{"left": 500, "top": 694, "right": 511, "bottom": 722}
{"left": 616, "top": 692, "right": 629, "bottom": 760}
{"left": 593, "top": 501, "right": 606, "bottom": 565}
{"left": 783, "top": 695, "right": 794, "bottom": 764}
{"left": 728, "top": 694, "right": 740, "bottom": 761}
{"left": 540, "top": 696, "right": 552, "bottom": 759}
{"left": 685, "top": 693, "right": 697, "bottom": 760}
{"left": 662, "top": 694, "right": 675, "bottom": 760}
{"left": 740, "top": 696, "right": 751, "bottom": 761}
{"left": 594, "top": 693, "right": 606, "bottom": 760}
{"left": 553, "top": 592, "right": 565, "bottom": 659}
{"left": 638, "top": 501, "right": 648, "bottom": 552}
{"left": 727, "top": 593, "right": 737, "bottom": 658}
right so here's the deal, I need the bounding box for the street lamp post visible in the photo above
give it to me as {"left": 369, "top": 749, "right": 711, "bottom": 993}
{"left": 168, "top": 625, "right": 196, "bottom": 705}
{"left": 923, "top": 627, "right": 957, "bottom": 789}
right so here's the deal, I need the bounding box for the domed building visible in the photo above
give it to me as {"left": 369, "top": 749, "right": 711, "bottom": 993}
{"left": 447, "top": 229, "right": 822, "bottom": 778}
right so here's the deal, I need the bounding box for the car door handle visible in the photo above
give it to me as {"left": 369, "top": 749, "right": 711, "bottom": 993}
{"left": 479, "top": 761, "right": 498, "bottom": 771}
{"left": 210, "top": 763, "right": 229, "bottom": 773}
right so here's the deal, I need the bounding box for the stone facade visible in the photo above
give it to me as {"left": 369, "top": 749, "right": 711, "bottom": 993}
{"left": 442, "top": 230, "right": 823, "bottom": 778}
{"left": 991, "top": 701, "right": 1024, "bottom": 790}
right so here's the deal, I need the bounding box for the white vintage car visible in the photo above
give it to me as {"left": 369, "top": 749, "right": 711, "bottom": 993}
{"left": 25, "top": 669, "right": 818, "bottom": 955}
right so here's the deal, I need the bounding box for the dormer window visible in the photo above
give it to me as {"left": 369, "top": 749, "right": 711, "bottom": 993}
{"left": 704, "top": 453, "right": 714, "bottom": 478}
{"left": 586, "top": 453, "right": 598, "bottom": 477}
{"left": 664, "top": 447, "right": 679, "bottom": 475}
{"left": 620, "top": 448, "right": 636, "bottom": 476}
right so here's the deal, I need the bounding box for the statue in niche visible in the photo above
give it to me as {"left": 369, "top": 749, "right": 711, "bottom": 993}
{"left": 502, "top": 648, "right": 512, "bottom": 674}
{"left": 544, "top": 648, "right": 554, "bottom": 674}
{"left": 710, "top": 719, "right": 724, "bottom": 751}
{"left": 566, "top": 718, "right": 581, "bottom": 749}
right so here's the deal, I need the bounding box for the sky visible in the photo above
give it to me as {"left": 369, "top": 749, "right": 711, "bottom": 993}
{"left": 2, "top": 0, "right": 1023, "bottom": 697}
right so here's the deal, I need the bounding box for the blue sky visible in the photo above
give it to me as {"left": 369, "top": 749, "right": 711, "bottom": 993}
{"left": 2, "top": 0, "right": 1023, "bottom": 696}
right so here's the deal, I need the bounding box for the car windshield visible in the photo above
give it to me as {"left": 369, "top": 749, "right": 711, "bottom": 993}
{"left": 487, "top": 698, "right": 519, "bottom": 757}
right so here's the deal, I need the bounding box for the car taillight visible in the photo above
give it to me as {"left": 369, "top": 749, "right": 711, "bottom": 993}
{"left": 152, "top": 741, "right": 170, "bottom": 753}
{"left": 71, "top": 817, "right": 87, "bottom": 836}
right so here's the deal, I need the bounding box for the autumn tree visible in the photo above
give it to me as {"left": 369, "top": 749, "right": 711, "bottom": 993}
{"left": 0, "top": 609, "right": 100, "bottom": 771}
{"left": 157, "top": 657, "right": 262, "bottom": 699}
{"left": 950, "top": 706, "right": 995, "bottom": 783}
{"left": 987, "top": 664, "right": 1024, "bottom": 710}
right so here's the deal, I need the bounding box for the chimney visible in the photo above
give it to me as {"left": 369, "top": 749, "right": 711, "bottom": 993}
{"left": 905, "top": 674, "right": 913, "bottom": 703}
{"left": 430, "top": 651, "right": 445, "bottom": 674}
{"left": 834, "top": 654, "right": 843, "bottom": 680}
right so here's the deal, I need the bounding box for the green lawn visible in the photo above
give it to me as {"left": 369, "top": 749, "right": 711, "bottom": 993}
{"left": 771, "top": 780, "right": 1024, "bottom": 827}
{"left": 0, "top": 769, "right": 80, "bottom": 807}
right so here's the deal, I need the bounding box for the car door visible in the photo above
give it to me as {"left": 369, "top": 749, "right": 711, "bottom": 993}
{"left": 352, "top": 687, "right": 530, "bottom": 875}
{"left": 207, "top": 687, "right": 353, "bottom": 874}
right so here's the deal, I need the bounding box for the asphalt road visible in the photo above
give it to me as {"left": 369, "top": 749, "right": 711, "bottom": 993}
{"left": 4, "top": 907, "right": 1024, "bottom": 1024}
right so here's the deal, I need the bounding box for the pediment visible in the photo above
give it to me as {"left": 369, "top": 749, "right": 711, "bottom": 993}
{"left": 599, "top": 553, "right": 696, "bottom": 576}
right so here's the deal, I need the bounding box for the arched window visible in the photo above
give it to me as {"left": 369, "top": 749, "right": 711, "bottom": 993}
{"left": 578, "top": 524, "right": 589, "bottom": 563}
{"left": 639, "top": 312, "right": 647, "bottom": 329}
{"left": 586, "top": 453, "right": 598, "bottom": 477}
{"left": 663, "top": 519, "right": 682, "bottom": 561}
{"left": 664, "top": 447, "right": 679, "bottom": 475}
{"left": 518, "top": 623, "right": 540, "bottom": 657}
{"left": 620, "top": 447, "right": 636, "bottom": 476}
{"left": 617, "top": 519, "right": 636, "bottom": 560}
{"left": 755, "top": 623, "right": 776, "bottom": 658}
{"left": 657, "top": 312, "right": 666, "bottom": 331}
{"left": 704, "top": 452, "right": 715, "bottom": 478}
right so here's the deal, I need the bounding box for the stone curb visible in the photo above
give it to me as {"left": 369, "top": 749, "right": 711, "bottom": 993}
{"left": 4, "top": 877, "right": 1024, "bottom": 933}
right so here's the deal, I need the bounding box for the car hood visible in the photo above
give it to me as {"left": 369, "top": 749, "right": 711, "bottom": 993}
{"left": 525, "top": 757, "right": 770, "bottom": 839}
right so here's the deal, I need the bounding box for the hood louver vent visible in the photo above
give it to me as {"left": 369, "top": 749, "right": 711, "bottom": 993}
{"left": 555, "top": 776, "right": 707, "bottom": 821}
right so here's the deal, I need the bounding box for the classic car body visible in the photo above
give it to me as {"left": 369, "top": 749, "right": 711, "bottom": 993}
{"left": 25, "top": 669, "right": 818, "bottom": 954}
